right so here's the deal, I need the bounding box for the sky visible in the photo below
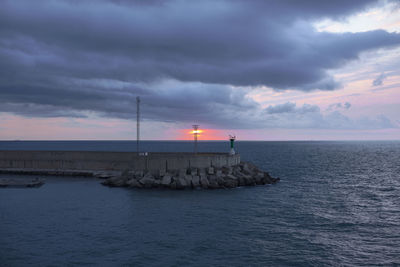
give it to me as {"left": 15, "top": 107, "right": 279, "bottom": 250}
{"left": 0, "top": 0, "right": 399, "bottom": 140}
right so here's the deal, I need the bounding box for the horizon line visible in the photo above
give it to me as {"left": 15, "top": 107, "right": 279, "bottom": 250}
{"left": 1, "top": 139, "right": 399, "bottom": 142}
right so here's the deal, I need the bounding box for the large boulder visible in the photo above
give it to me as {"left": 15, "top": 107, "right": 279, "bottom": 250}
{"left": 238, "top": 176, "right": 246, "bottom": 186}
{"left": 179, "top": 169, "right": 187, "bottom": 178}
{"left": 261, "top": 172, "right": 273, "bottom": 184}
{"left": 159, "top": 168, "right": 166, "bottom": 177}
{"left": 139, "top": 173, "right": 156, "bottom": 188}
{"left": 208, "top": 175, "right": 220, "bottom": 189}
{"left": 255, "top": 172, "right": 264, "bottom": 185}
{"left": 200, "top": 176, "right": 209, "bottom": 189}
{"left": 102, "top": 176, "right": 127, "bottom": 187}
{"left": 184, "top": 175, "right": 193, "bottom": 188}
{"left": 169, "top": 179, "right": 177, "bottom": 189}
{"left": 134, "top": 170, "right": 144, "bottom": 178}
{"left": 191, "top": 175, "right": 200, "bottom": 188}
{"left": 233, "top": 166, "right": 241, "bottom": 173}
{"left": 244, "top": 175, "right": 256, "bottom": 186}
{"left": 153, "top": 179, "right": 161, "bottom": 187}
{"left": 161, "top": 175, "right": 172, "bottom": 186}
{"left": 224, "top": 175, "right": 238, "bottom": 188}
{"left": 240, "top": 162, "right": 252, "bottom": 175}
{"left": 95, "top": 172, "right": 117, "bottom": 179}
{"left": 120, "top": 169, "right": 134, "bottom": 179}
{"left": 217, "top": 176, "right": 226, "bottom": 186}
{"left": 126, "top": 178, "right": 142, "bottom": 188}
{"left": 190, "top": 168, "right": 198, "bottom": 176}
{"left": 176, "top": 177, "right": 188, "bottom": 189}
{"left": 221, "top": 166, "right": 232, "bottom": 175}
{"left": 198, "top": 168, "right": 206, "bottom": 177}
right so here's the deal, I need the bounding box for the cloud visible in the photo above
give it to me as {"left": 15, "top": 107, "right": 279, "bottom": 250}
{"left": 327, "top": 102, "right": 352, "bottom": 111}
{"left": 1, "top": 0, "right": 400, "bottom": 90}
{"left": 372, "top": 72, "right": 388, "bottom": 86}
{"left": 0, "top": 0, "right": 399, "bottom": 130}
{"left": 262, "top": 102, "right": 397, "bottom": 130}
{"left": 265, "top": 102, "right": 320, "bottom": 114}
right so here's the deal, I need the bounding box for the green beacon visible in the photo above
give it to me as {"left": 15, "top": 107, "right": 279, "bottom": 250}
{"left": 229, "top": 135, "right": 236, "bottom": 155}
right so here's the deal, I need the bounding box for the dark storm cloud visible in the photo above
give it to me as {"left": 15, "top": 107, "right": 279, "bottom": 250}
{"left": 0, "top": 0, "right": 399, "bottom": 128}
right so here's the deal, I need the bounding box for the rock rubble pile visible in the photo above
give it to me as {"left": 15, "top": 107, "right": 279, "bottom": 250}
{"left": 101, "top": 161, "right": 279, "bottom": 189}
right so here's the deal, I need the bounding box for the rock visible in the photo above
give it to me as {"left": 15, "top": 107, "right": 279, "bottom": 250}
{"left": 153, "top": 179, "right": 161, "bottom": 187}
{"left": 134, "top": 170, "right": 144, "bottom": 179}
{"left": 226, "top": 174, "right": 238, "bottom": 180}
{"left": 257, "top": 172, "right": 264, "bottom": 178}
{"left": 241, "top": 163, "right": 251, "bottom": 175}
{"left": 233, "top": 171, "right": 244, "bottom": 183}
{"left": 260, "top": 172, "right": 271, "bottom": 184}
{"left": 176, "top": 177, "right": 187, "bottom": 189}
{"left": 198, "top": 168, "right": 206, "bottom": 176}
{"left": 247, "top": 162, "right": 258, "bottom": 171}
{"left": 191, "top": 175, "right": 200, "bottom": 188}
{"left": 224, "top": 175, "right": 238, "bottom": 188}
{"left": 94, "top": 172, "right": 115, "bottom": 179}
{"left": 208, "top": 175, "right": 217, "bottom": 184}
{"left": 244, "top": 175, "right": 256, "bottom": 186}
{"left": 179, "top": 169, "right": 186, "bottom": 178}
{"left": 139, "top": 173, "right": 155, "bottom": 188}
{"left": 255, "top": 172, "right": 264, "bottom": 185}
{"left": 111, "top": 176, "right": 127, "bottom": 187}
{"left": 217, "top": 176, "right": 225, "bottom": 186}
{"left": 161, "top": 175, "right": 172, "bottom": 186}
{"left": 120, "top": 169, "right": 131, "bottom": 178}
{"left": 233, "top": 165, "right": 241, "bottom": 173}
{"left": 200, "top": 176, "right": 209, "bottom": 189}
{"left": 184, "top": 175, "right": 193, "bottom": 188}
{"left": 126, "top": 178, "right": 142, "bottom": 188}
{"left": 208, "top": 175, "right": 220, "bottom": 189}
{"left": 169, "top": 180, "right": 177, "bottom": 190}
{"left": 221, "top": 166, "right": 232, "bottom": 175}
{"left": 159, "top": 168, "right": 166, "bottom": 177}
{"left": 190, "top": 168, "right": 198, "bottom": 176}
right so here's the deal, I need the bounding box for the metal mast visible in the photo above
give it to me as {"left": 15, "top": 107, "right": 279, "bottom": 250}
{"left": 136, "top": 96, "right": 140, "bottom": 153}
{"left": 192, "top": 124, "right": 199, "bottom": 154}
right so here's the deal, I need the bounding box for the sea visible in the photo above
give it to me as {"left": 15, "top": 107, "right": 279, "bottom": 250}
{"left": 0, "top": 141, "right": 399, "bottom": 266}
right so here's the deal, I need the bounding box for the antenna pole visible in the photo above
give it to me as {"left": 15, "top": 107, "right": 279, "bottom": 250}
{"left": 136, "top": 96, "right": 140, "bottom": 153}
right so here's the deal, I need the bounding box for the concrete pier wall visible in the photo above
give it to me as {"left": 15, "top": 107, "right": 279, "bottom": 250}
{"left": 0, "top": 151, "right": 240, "bottom": 173}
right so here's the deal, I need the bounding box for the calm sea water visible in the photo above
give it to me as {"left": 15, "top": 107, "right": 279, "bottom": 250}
{"left": 1, "top": 141, "right": 399, "bottom": 266}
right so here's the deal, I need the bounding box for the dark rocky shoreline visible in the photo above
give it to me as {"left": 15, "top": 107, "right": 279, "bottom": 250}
{"left": 101, "top": 161, "right": 280, "bottom": 189}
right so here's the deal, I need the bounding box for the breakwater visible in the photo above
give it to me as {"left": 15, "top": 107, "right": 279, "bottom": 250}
{"left": 102, "top": 161, "right": 279, "bottom": 189}
{"left": 0, "top": 150, "right": 279, "bottom": 189}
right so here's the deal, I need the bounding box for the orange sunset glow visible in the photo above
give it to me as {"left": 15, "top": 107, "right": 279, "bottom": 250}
{"left": 176, "top": 129, "right": 227, "bottom": 140}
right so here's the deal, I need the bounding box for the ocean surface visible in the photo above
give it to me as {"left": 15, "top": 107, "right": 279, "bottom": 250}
{"left": 1, "top": 141, "right": 399, "bottom": 266}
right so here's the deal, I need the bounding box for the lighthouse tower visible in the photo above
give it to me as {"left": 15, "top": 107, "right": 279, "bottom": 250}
{"left": 229, "top": 135, "right": 236, "bottom": 155}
